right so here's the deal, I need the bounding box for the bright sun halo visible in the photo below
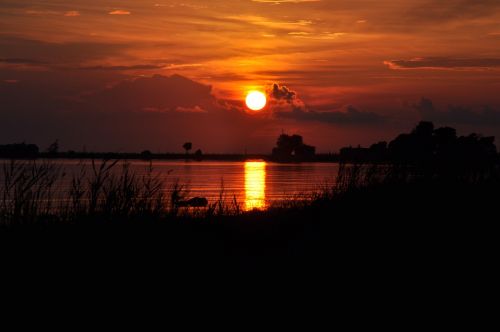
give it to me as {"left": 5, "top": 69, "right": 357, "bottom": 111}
{"left": 246, "top": 91, "right": 267, "bottom": 111}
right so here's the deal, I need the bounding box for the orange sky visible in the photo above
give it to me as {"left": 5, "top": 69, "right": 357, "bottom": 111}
{"left": 1, "top": 1, "right": 500, "bottom": 152}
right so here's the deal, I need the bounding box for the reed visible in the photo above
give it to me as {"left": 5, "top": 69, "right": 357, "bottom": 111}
{"left": 1, "top": 157, "right": 500, "bottom": 225}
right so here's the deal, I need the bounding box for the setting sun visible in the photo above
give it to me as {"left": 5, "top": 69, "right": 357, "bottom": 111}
{"left": 245, "top": 91, "right": 267, "bottom": 111}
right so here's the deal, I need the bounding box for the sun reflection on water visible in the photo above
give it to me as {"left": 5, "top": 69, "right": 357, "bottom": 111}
{"left": 244, "top": 161, "right": 266, "bottom": 211}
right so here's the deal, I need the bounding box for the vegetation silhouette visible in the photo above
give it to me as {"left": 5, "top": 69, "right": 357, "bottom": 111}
{"left": 140, "top": 150, "right": 153, "bottom": 160}
{"left": 46, "top": 139, "right": 59, "bottom": 156}
{"left": 0, "top": 143, "right": 39, "bottom": 159}
{"left": 271, "top": 134, "right": 316, "bottom": 162}
{"left": 183, "top": 142, "right": 192, "bottom": 155}
{"left": 194, "top": 149, "right": 203, "bottom": 161}
{"left": 340, "top": 121, "right": 497, "bottom": 167}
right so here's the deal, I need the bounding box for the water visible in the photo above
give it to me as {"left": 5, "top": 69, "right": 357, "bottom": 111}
{"left": 0, "top": 159, "right": 340, "bottom": 211}
{"left": 130, "top": 160, "right": 338, "bottom": 210}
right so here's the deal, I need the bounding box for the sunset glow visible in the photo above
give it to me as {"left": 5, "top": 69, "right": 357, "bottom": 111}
{"left": 1, "top": 1, "right": 500, "bottom": 152}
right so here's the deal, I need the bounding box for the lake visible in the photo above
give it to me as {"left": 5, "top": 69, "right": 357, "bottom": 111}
{"left": 0, "top": 160, "right": 340, "bottom": 211}
{"left": 0, "top": 160, "right": 338, "bottom": 210}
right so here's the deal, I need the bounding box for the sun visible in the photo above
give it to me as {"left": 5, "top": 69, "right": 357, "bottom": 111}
{"left": 246, "top": 91, "right": 267, "bottom": 111}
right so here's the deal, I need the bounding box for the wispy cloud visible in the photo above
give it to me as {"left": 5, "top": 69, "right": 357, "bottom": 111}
{"left": 288, "top": 31, "right": 346, "bottom": 39}
{"left": 80, "top": 64, "right": 164, "bottom": 71}
{"left": 252, "top": 0, "right": 321, "bottom": 3}
{"left": 25, "top": 9, "right": 60, "bottom": 16}
{"left": 384, "top": 57, "right": 500, "bottom": 70}
{"left": 0, "top": 58, "right": 44, "bottom": 64}
{"left": 226, "top": 15, "right": 313, "bottom": 30}
{"left": 64, "top": 11, "right": 80, "bottom": 17}
{"left": 109, "top": 10, "right": 131, "bottom": 15}
{"left": 276, "top": 106, "right": 385, "bottom": 125}
{"left": 413, "top": 97, "right": 500, "bottom": 125}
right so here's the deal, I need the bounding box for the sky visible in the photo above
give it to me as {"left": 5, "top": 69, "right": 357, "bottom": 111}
{"left": 1, "top": 0, "right": 500, "bottom": 153}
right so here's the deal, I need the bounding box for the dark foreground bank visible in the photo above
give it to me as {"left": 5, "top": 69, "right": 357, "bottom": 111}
{"left": 2, "top": 178, "right": 497, "bottom": 278}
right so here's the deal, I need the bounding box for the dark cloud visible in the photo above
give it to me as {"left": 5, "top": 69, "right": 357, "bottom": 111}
{"left": 412, "top": 97, "right": 436, "bottom": 118}
{"left": 0, "top": 36, "right": 131, "bottom": 66}
{"left": 275, "top": 105, "right": 385, "bottom": 125}
{"left": 79, "top": 64, "right": 165, "bottom": 71}
{"left": 407, "top": 0, "right": 500, "bottom": 22}
{"left": 271, "top": 83, "right": 297, "bottom": 103}
{"left": 385, "top": 57, "right": 500, "bottom": 70}
{"left": 413, "top": 97, "right": 500, "bottom": 125}
{"left": 268, "top": 82, "right": 384, "bottom": 124}
{"left": 0, "top": 58, "right": 45, "bottom": 65}
{"left": 86, "top": 74, "right": 214, "bottom": 111}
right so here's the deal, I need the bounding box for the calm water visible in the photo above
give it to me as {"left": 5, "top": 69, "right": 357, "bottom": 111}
{"left": 1, "top": 160, "right": 340, "bottom": 211}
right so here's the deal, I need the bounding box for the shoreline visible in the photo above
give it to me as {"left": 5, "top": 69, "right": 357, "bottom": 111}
{"left": 0, "top": 152, "right": 342, "bottom": 163}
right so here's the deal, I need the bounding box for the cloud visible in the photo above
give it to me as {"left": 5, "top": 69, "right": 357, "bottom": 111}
{"left": 0, "top": 58, "right": 44, "bottom": 65}
{"left": 175, "top": 106, "right": 207, "bottom": 113}
{"left": 288, "top": 31, "right": 346, "bottom": 39}
{"left": 80, "top": 64, "right": 165, "bottom": 71}
{"left": 267, "top": 82, "right": 383, "bottom": 124}
{"left": 25, "top": 10, "right": 59, "bottom": 16}
{"left": 275, "top": 105, "right": 385, "bottom": 124}
{"left": 109, "top": 10, "right": 131, "bottom": 15}
{"left": 0, "top": 36, "right": 134, "bottom": 68}
{"left": 406, "top": 0, "right": 500, "bottom": 24}
{"left": 413, "top": 97, "right": 500, "bottom": 125}
{"left": 64, "top": 11, "right": 80, "bottom": 17}
{"left": 0, "top": 57, "right": 47, "bottom": 70}
{"left": 252, "top": 0, "right": 321, "bottom": 3}
{"left": 271, "top": 83, "right": 297, "bottom": 103}
{"left": 86, "top": 74, "right": 214, "bottom": 111}
{"left": 385, "top": 57, "right": 500, "bottom": 70}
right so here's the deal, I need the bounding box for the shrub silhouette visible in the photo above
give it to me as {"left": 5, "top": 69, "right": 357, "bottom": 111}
{"left": 0, "top": 143, "right": 39, "bottom": 159}
{"left": 194, "top": 149, "right": 203, "bottom": 161}
{"left": 183, "top": 142, "right": 192, "bottom": 155}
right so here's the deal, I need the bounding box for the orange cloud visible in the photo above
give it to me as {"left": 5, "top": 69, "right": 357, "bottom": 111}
{"left": 64, "top": 11, "right": 80, "bottom": 17}
{"left": 109, "top": 10, "right": 131, "bottom": 15}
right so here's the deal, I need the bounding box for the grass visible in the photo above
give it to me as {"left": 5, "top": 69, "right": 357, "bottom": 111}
{"left": 0, "top": 159, "right": 256, "bottom": 224}
{"left": 1, "top": 158, "right": 499, "bottom": 225}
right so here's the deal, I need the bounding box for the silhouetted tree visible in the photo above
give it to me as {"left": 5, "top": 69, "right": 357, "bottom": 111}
{"left": 340, "top": 121, "right": 497, "bottom": 175}
{"left": 183, "top": 142, "right": 192, "bottom": 155}
{"left": 47, "top": 139, "right": 59, "bottom": 155}
{"left": 272, "top": 134, "right": 315, "bottom": 160}
{"left": 295, "top": 144, "right": 316, "bottom": 158}
{"left": 413, "top": 121, "right": 434, "bottom": 137}
{"left": 0, "top": 143, "right": 39, "bottom": 158}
